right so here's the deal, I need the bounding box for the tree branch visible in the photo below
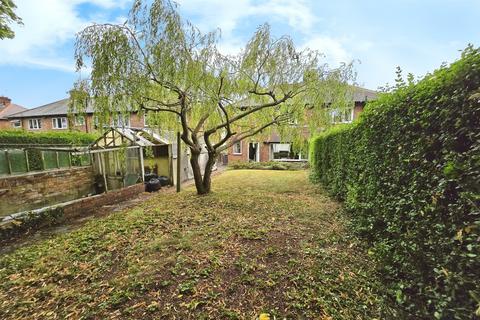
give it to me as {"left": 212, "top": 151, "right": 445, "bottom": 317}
{"left": 205, "top": 91, "right": 292, "bottom": 136}
{"left": 217, "top": 112, "right": 291, "bottom": 152}
{"left": 178, "top": 94, "right": 196, "bottom": 149}
{"left": 139, "top": 103, "right": 181, "bottom": 116}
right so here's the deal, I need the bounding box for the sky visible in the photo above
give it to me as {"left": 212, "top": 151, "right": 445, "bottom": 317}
{"left": 0, "top": 0, "right": 478, "bottom": 109}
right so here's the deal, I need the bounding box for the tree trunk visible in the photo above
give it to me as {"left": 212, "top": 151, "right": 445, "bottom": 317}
{"left": 189, "top": 150, "right": 207, "bottom": 195}
{"left": 201, "top": 151, "right": 217, "bottom": 194}
{"left": 188, "top": 149, "right": 217, "bottom": 195}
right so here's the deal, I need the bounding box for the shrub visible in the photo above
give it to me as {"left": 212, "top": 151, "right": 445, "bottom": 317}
{"left": 0, "top": 130, "right": 97, "bottom": 146}
{"left": 310, "top": 46, "right": 480, "bottom": 319}
{"left": 0, "top": 130, "right": 97, "bottom": 171}
{"left": 228, "top": 161, "right": 308, "bottom": 171}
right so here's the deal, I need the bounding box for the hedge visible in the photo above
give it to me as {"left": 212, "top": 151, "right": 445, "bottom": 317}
{"left": 228, "top": 160, "right": 308, "bottom": 171}
{"left": 0, "top": 130, "right": 97, "bottom": 146}
{"left": 310, "top": 46, "right": 480, "bottom": 319}
{"left": 0, "top": 130, "right": 98, "bottom": 171}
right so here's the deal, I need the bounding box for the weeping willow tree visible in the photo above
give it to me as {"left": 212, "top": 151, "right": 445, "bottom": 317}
{"left": 0, "top": 0, "right": 22, "bottom": 39}
{"left": 71, "top": 0, "right": 355, "bottom": 195}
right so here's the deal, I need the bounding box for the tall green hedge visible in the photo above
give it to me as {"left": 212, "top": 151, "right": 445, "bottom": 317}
{"left": 310, "top": 46, "right": 480, "bottom": 319}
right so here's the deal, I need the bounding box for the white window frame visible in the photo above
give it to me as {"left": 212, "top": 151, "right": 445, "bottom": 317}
{"left": 52, "top": 117, "right": 68, "bottom": 129}
{"left": 113, "top": 114, "right": 131, "bottom": 128}
{"left": 74, "top": 115, "right": 85, "bottom": 126}
{"left": 10, "top": 120, "right": 21, "bottom": 128}
{"left": 232, "top": 141, "right": 242, "bottom": 154}
{"left": 28, "top": 118, "right": 41, "bottom": 130}
{"left": 143, "top": 113, "right": 149, "bottom": 127}
{"left": 330, "top": 108, "right": 354, "bottom": 124}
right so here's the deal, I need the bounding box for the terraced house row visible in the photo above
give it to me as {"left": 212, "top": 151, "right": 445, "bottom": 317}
{"left": 1, "top": 86, "right": 377, "bottom": 164}
{"left": 226, "top": 86, "right": 377, "bottom": 163}
{"left": 1, "top": 98, "right": 148, "bottom": 133}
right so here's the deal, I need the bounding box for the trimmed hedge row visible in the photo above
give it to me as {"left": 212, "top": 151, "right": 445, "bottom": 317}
{"left": 0, "top": 130, "right": 97, "bottom": 146}
{"left": 310, "top": 47, "right": 480, "bottom": 319}
{"left": 228, "top": 160, "right": 308, "bottom": 171}
{"left": 0, "top": 130, "right": 97, "bottom": 171}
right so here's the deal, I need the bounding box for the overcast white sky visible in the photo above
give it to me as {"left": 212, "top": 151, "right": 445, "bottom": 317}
{"left": 0, "top": 0, "right": 478, "bottom": 108}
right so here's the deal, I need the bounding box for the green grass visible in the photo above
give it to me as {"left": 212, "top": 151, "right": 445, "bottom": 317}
{"left": 0, "top": 170, "right": 395, "bottom": 319}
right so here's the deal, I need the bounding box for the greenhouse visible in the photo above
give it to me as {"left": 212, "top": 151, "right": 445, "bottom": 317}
{"left": 88, "top": 127, "right": 174, "bottom": 192}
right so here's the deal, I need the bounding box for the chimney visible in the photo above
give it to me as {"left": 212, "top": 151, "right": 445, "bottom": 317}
{"left": 0, "top": 96, "right": 11, "bottom": 108}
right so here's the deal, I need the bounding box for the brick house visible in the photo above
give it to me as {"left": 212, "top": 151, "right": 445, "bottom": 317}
{"left": 7, "top": 98, "right": 147, "bottom": 132}
{"left": 0, "top": 96, "right": 27, "bottom": 129}
{"left": 227, "top": 86, "right": 377, "bottom": 163}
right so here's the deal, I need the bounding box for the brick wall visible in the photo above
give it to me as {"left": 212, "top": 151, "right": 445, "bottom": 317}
{"left": 71, "top": 114, "right": 95, "bottom": 133}
{"left": 62, "top": 183, "right": 144, "bottom": 218}
{"left": 353, "top": 102, "right": 365, "bottom": 120}
{"left": 0, "top": 183, "right": 145, "bottom": 241}
{"left": 260, "top": 142, "right": 270, "bottom": 161}
{"left": 227, "top": 140, "right": 270, "bottom": 162}
{"left": 0, "top": 120, "right": 11, "bottom": 129}
{"left": 20, "top": 117, "right": 64, "bottom": 132}
{"left": 228, "top": 140, "right": 248, "bottom": 162}
{"left": 0, "top": 166, "right": 95, "bottom": 217}
{"left": 130, "top": 113, "right": 145, "bottom": 127}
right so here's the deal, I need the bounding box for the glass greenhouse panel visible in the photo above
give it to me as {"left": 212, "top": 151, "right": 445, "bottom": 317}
{"left": 8, "top": 149, "right": 28, "bottom": 173}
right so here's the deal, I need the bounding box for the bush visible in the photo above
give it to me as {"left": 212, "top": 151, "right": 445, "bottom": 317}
{"left": 0, "top": 130, "right": 97, "bottom": 146}
{"left": 0, "top": 130, "right": 97, "bottom": 171}
{"left": 228, "top": 160, "right": 308, "bottom": 171}
{"left": 310, "top": 46, "right": 480, "bottom": 319}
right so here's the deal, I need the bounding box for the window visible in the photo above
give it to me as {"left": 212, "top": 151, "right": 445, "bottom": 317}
{"left": 10, "top": 120, "right": 21, "bottom": 128}
{"left": 75, "top": 116, "right": 85, "bottom": 126}
{"left": 52, "top": 117, "right": 68, "bottom": 129}
{"left": 272, "top": 143, "right": 291, "bottom": 159}
{"left": 143, "top": 113, "right": 149, "bottom": 127}
{"left": 112, "top": 114, "right": 130, "bottom": 128}
{"left": 28, "top": 118, "right": 41, "bottom": 130}
{"left": 93, "top": 115, "right": 100, "bottom": 129}
{"left": 270, "top": 143, "right": 305, "bottom": 160}
{"left": 233, "top": 141, "right": 242, "bottom": 154}
{"left": 330, "top": 108, "right": 353, "bottom": 123}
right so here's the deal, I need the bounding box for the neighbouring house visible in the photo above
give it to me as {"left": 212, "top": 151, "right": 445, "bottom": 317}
{"left": 0, "top": 96, "right": 27, "bottom": 129}
{"left": 227, "top": 86, "right": 378, "bottom": 163}
{"left": 7, "top": 98, "right": 148, "bottom": 132}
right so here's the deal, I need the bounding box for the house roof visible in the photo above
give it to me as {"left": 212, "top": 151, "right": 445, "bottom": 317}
{"left": 0, "top": 103, "right": 27, "bottom": 120}
{"left": 7, "top": 98, "right": 95, "bottom": 118}
{"left": 351, "top": 86, "right": 377, "bottom": 102}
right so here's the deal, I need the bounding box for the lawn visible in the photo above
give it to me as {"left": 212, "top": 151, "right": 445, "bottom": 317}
{"left": 0, "top": 170, "right": 394, "bottom": 319}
